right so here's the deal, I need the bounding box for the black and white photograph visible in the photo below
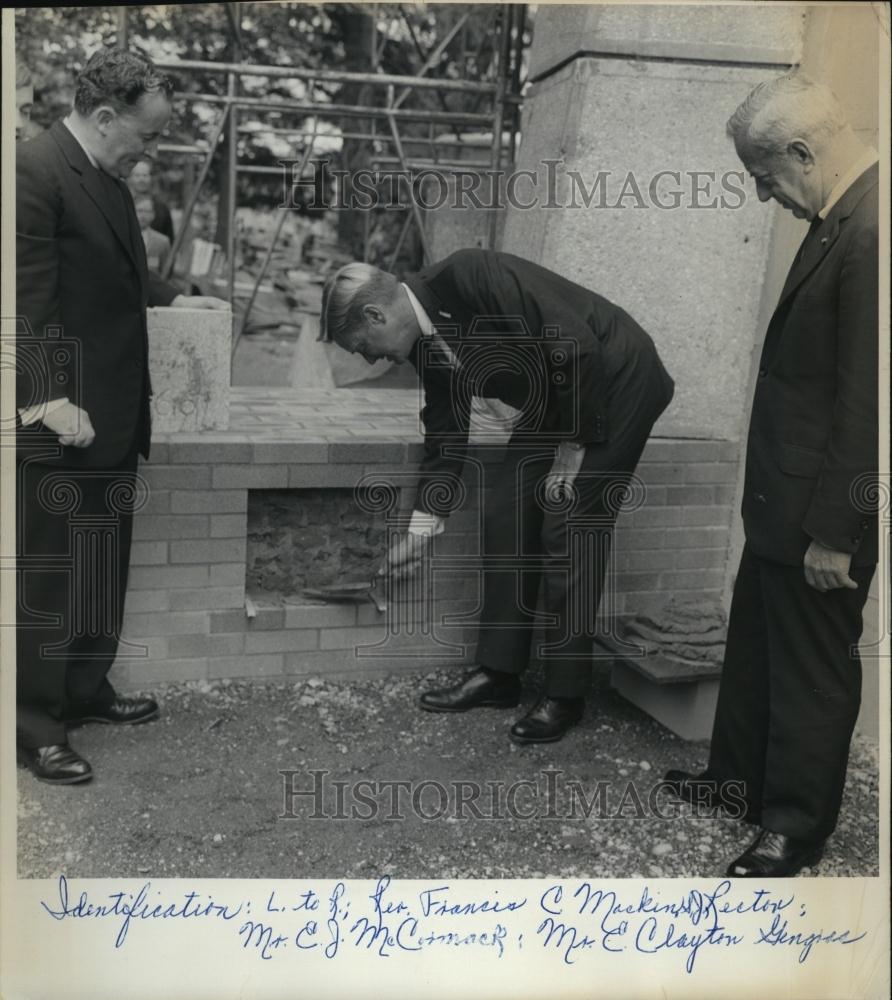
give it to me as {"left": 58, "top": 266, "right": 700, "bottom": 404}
{"left": 1, "top": 2, "right": 889, "bottom": 997}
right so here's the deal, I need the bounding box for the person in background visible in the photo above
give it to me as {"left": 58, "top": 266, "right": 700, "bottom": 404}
{"left": 665, "top": 72, "right": 878, "bottom": 878}
{"left": 15, "top": 58, "right": 35, "bottom": 142}
{"left": 134, "top": 193, "right": 172, "bottom": 274}
{"left": 15, "top": 46, "right": 227, "bottom": 786}
{"left": 127, "top": 157, "right": 175, "bottom": 243}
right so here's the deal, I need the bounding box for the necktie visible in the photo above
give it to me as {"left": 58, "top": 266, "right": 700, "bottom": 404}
{"left": 792, "top": 216, "right": 822, "bottom": 267}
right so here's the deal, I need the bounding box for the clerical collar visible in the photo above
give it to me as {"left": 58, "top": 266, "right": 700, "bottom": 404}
{"left": 62, "top": 116, "right": 101, "bottom": 171}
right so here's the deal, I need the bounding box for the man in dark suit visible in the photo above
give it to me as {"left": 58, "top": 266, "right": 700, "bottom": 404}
{"left": 321, "top": 248, "right": 674, "bottom": 744}
{"left": 15, "top": 47, "right": 225, "bottom": 784}
{"left": 666, "top": 73, "right": 879, "bottom": 877}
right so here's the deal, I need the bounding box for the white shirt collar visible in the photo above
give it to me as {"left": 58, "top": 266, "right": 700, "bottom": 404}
{"left": 819, "top": 147, "right": 878, "bottom": 219}
{"left": 62, "top": 116, "right": 101, "bottom": 170}
{"left": 401, "top": 282, "right": 435, "bottom": 337}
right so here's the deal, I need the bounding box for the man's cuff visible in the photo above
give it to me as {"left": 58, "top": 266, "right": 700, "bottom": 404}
{"left": 408, "top": 510, "right": 446, "bottom": 537}
{"left": 18, "top": 397, "right": 69, "bottom": 427}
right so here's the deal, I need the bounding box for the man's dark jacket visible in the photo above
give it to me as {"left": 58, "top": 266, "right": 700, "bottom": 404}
{"left": 16, "top": 120, "right": 178, "bottom": 468}
{"left": 743, "top": 163, "right": 879, "bottom": 566}
{"left": 403, "top": 249, "right": 674, "bottom": 515}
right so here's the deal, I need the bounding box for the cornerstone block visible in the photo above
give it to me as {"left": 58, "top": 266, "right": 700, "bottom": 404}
{"left": 147, "top": 307, "right": 232, "bottom": 432}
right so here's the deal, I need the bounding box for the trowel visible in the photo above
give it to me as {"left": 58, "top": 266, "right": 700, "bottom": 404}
{"left": 300, "top": 576, "right": 387, "bottom": 613}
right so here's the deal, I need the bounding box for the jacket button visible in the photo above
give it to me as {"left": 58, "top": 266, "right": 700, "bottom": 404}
{"left": 758, "top": 367, "right": 767, "bottom": 378}
{"left": 754, "top": 492, "right": 766, "bottom": 502}
{"left": 861, "top": 520, "right": 870, "bottom": 529}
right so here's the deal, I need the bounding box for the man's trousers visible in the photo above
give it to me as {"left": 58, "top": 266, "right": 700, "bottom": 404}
{"left": 475, "top": 358, "right": 672, "bottom": 697}
{"left": 16, "top": 452, "right": 139, "bottom": 748}
{"left": 707, "top": 544, "right": 875, "bottom": 841}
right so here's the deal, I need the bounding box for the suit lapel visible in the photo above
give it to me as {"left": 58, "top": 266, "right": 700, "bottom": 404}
{"left": 50, "top": 121, "right": 142, "bottom": 276}
{"left": 776, "top": 162, "right": 878, "bottom": 310}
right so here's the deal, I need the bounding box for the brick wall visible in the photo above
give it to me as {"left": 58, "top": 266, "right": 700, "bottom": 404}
{"left": 116, "top": 435, "right": 740, "bottom": 690}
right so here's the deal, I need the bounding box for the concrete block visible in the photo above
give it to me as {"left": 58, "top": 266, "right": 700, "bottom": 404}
{"left": 131, "top": 514, "right": 209, "bottom": 541}
{"left": 128, "top": 565, "right": 209, "bottom": 590}
{"left": 209, "top": 564, "right": 246, "bottom": 587}
{"left": 283, "top": 603, "right": 358, "bottom": 629}
{"left": 129, "top": 541, "right": 169, "bottom": 566}
{"left": 528, "top": 5, "right": 803, "bottom": 79}
{"left": 209, "top": 514, "right": 248, "bottom": 538}
{"left": 123, "top": 589, "right": 171, "bottom": 614}
{"left": 169, "top": 538, "right": 246, "bottom": 565}
{"left": 122, "top": 610, "right": 211, "bottom": 637}
{"left": 174, "top": 586, "right": 244, "bottom": 611}
{"left": 147, "top": 306, "right": 232, "bottom": 432}
{"left": 168, "top": 441, "right": 253, "bottom": 464}
{"left": 142, "top": 465, "right": 213, "bottom": 491}
{"left": 610, "top": 660, "right": 719, "bottom": 741}
{"left": 118, "top": 657, "right": 209, "bottom": 687}
{"left": 253, "top": 442, "right": 330, "bottom": 464}
{"left": 213, "top": 465, "right": 289, "bottom": 489}
{"left": 245, "top": 629, "right": 320, "bottom": 654}
{"left": 170, "top": 490, "right": 247, "bottom": 514}
{"left": 289, "top": 465, "right": 372, "bottom": 489}
{"left": 210, "top": 607, "right": 283, "bottom": 632}
{"left": 169, "top": 633, "right": 246, "bottom": 658}
{"left": 208, "top": 654, "right": 285, "bottom": 680}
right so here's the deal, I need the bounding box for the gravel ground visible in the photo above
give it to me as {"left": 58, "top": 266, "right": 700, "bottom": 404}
{"left": 17, "top": 670, "right": 880, "bottom": 880}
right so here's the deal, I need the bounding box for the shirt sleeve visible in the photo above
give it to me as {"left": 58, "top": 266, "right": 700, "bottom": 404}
{"left": 18, "top": 397, "right": 70, "bottom": 427}
{"left": 408, "top": 510, "right": 447, "bottom": 537}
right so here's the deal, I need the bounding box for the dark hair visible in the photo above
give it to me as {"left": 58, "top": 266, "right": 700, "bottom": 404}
{"left": 74, "top": 47, "right": 173, "bottom": 116}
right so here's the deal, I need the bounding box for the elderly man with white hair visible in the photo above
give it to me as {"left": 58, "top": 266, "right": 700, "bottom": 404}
{"left": 665, "top": 72, "right": 879, "bottom": 877}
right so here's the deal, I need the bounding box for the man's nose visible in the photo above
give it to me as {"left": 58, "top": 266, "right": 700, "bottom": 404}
{"left": 361, "top": 351, "right": 376, "bottom": 366}
{"left": 755, "top": 182, "right": 772, "bottom": 203}
{"left": 143, "top": 139, "right": 159, "bottom": 159}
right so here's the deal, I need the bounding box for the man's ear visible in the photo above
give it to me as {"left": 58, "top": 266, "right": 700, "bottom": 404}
{"left": 92, "top": 104, "right": 117, "bottom": 134}
{"left": 788, "top": 139, "right": 815, "bottom": 169}
{"left": 362, "top": 303, "right": 386, "bottom": 327}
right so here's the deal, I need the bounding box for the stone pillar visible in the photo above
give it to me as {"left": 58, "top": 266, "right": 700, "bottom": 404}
{"left": 503, "top": 4, "right": 804, "bottom": 441}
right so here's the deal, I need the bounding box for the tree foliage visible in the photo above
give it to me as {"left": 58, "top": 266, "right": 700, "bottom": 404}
{"left": 14, "top": 3, "right": 524, "bottom": 266}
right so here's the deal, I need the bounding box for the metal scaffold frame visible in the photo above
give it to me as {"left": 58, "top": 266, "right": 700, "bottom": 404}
{"left": 116, "top": 3, "right": 527, "bottom": 348}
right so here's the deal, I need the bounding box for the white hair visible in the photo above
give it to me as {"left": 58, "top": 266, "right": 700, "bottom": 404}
{"left": 727, "top": 72, "right": 847, "bottom": 159}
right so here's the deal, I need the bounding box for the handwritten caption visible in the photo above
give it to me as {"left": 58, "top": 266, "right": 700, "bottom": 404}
{"left": 40, "top": 875, "right": 866, "bottom": 972}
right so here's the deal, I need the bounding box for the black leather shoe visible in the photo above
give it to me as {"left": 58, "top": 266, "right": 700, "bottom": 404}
{"left": 17, "top": 743, "right": 93, "bottom": 785}
{"left": 66, "top": 695, "right": 160, "bottom": 726}
{"left": 509, "top": 696, "right": 584, "bottom": 745}
{"left": 419, "top": 668, "right": 521, "bottom": 713}
{"left": 663, "top": 768, "right": 760, "bottom": 823}
{"left": 727, "top": 829, "right": 825, "bottom": 878}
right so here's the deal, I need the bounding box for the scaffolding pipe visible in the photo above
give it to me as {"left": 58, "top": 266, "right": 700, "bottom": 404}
{"left": 235, "top": 125, "right": 496, "bottom": 150}
{"left": 172, "top": 92, "right": 494, "bottom": 127}
{"left": 488, "top": 6, "right": 513, "bottom": 249}
{"left": 385, "top": 95, "right": 431, "bottom": 265}
{"left": 161, "top": 105, "right": 230, "bottom": 280}
{"left": 236, "top": 129, "right": 319, "bottom": 347}
{"left": 156, "top": 57, "right": 497, "bottom": 95}
{"left": 225, "top": 18, "right": 240, "bottom": 304}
